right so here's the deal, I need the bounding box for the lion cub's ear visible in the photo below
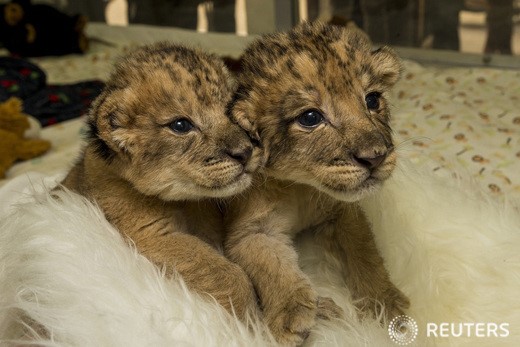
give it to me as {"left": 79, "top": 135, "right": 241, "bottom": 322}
{"left": 341, "top": 26, "right": 401, "bottom": 88}
{"left": 87, "top": 89, "right": 138, "bottom": 161}
{"left": 230, "top": 97, "right": 269, "bottom": 167}
{"left": 230, "top": 97, "right": 260, "bottom": 146}
{"left": 370, "top": 46, "right": 402, "bottom": 88}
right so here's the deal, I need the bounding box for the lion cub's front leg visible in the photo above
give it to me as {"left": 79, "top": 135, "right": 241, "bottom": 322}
{"left": 225, "top": 205, "right": 342, "bottom": 346}
{"left": 226, "top": 232, "right": 338, "bottom": 345}
{"left": 317, "top": 203, "right": 409, "bottom": 323}
{"left": 132, "top": 230, "right": 258, "bottom": 320}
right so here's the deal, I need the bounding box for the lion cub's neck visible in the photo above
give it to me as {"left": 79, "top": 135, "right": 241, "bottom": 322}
{"left": 62, "top": 145, "right": 223, "bottom": 246}
{"left": 260, "top": 176, "right": 343, "bottom": 234}
{"left": 64, "top": 145, "right": 181, "bottom": 209}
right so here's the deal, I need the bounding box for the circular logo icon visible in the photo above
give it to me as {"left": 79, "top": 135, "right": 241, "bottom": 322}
{"left": 388, "top": 315, "right": 418, "bottom": 345}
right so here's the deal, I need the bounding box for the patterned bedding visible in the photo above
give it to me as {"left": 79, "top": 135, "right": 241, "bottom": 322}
{"left": 391, "top": 61, "right": 520, "bottom": 197}
{"left": 2, "top": 23, "right": 519, "bottom": 199}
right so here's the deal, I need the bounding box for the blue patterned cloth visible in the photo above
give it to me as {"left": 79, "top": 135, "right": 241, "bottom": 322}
{"left": 0, "top": 56, "right": 103, "bottom": 126}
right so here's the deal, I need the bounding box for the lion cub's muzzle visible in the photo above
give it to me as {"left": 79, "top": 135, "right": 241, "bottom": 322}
{"left": 353, "top": 152, "right": 386, "bottom": 171}
{"left": 224, "top": 146, "right": 253, "bottom": 168}
{"left": 321, "top": 134, "right": 396, "bottom": 201}
{"left": 352, "top": 143, "right": 397, "bottom": 185}
{"left": 345, "top": 127, "right": 395, "bottom": 175}
{"left": 351, "top": 146, "right": 392, "bottom": 172}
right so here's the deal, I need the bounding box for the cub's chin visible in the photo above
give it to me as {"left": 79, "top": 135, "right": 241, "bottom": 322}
{"left": 318, "top": 177, "right": 384, "bottom": 203}
{"left": 150, "top": 172, "right": 254, "bottom": 201}
{"left": 195, "top": 173, "right": 254, "bottom": 199}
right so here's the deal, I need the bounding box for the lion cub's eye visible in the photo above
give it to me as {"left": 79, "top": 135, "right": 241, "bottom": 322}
{"left": 169, "top": 118, "right": 194, "bottom": 134}
{"left": 365, "top": 92, "right": 381, "bottom": 110}
{"left": 296, "top": 110, "right": 324, "bottom": 128}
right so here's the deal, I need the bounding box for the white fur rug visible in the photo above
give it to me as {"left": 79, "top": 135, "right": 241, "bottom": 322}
{"left": 0, "top": 159, "right": 519, "bottom": 347}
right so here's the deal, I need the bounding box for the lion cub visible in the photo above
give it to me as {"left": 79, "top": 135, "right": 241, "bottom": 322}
{"left": 61, "top": 42, "right": 261, "bottom": 318}
{"left": 225, "top": 22, "right": 409, "bottom": 344}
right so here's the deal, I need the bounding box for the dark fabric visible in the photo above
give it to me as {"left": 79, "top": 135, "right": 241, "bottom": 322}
{"left": 0, "top": 2, "right": 85, "bottom": 57}
{"left": 0, "top": 56, "right": 103, "bottom": 126}
{"left": 23, "top": 81, "right": 104, "bottom": 126}
{"left": 0, "top": 56, "right": 46, "bottom": 100}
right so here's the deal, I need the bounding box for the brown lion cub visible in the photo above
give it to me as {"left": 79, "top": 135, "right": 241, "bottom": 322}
{"left": 225, "top": 22, "right": 409, "bottom": 344}
{"left": 61, "top": 42, "right": 261, "bottom": 318}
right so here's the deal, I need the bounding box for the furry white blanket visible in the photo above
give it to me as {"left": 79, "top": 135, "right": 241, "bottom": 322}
{"left": 0, "top": 159, "right": 519, "bottom": 346}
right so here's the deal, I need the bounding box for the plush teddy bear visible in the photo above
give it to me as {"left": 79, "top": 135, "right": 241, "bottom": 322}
{"left": 0, "top": 0, "right": 88, "bottom": 57}
{"left": 0, "top": 97, "right": 51, "bottom": 178}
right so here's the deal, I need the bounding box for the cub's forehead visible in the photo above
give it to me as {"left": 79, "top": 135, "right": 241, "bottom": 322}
{"left": 108, "top": 42, "right": 233, "bottom": 97}
{"left": 241, "top": 22, "right": 372, "bottom": 79}
{"left": 114, "top": 43, "right": 226, "bottom": 76}
{"left": 96, "top": 43, "right": 237, "bottom": 128}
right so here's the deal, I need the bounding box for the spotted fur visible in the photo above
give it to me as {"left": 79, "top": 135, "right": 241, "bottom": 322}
{"left": 225, "top": 22, "right": 409, "bottom": 345}
{"left": 61, "top": 42, "right": 262, "bottom": 319}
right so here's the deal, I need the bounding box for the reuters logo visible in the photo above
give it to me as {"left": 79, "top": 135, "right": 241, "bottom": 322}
{"left": 388, "top": 315, "right": 418, "bottom": 345}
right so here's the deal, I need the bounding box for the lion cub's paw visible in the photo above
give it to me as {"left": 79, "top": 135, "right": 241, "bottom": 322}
{"left": 220, "top": 264, "right": 259, "bottom": 319}
{"left": 380, "top": 286, "right": 410, "bottom": 322}
{"left": 265, "top": 285, "right": 318, "bottom": 346}
{"left": 316, "top": 296, "right": 344, "bottom": 320}
{"left": 355, "top": 284, "right": 410, "bottom": 324}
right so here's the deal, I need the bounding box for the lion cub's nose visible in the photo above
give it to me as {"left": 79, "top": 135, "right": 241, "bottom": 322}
{"left": 226, "top": 147, "right": 252, "bottom": 166}
{"left": 353, "top": 152, "right": 387, "bottom": 170}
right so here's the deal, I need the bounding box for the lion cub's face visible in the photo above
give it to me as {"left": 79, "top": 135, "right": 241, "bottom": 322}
{"left": 233, "top": 23, "right": 401, "bottom": 202}
{"left": 88, "top": 43, "right": 261, "bottom": 200}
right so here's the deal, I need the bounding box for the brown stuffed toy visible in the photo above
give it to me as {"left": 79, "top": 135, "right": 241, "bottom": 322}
{"left": 0, "top": 97, "right": 51, "bottom": 178}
